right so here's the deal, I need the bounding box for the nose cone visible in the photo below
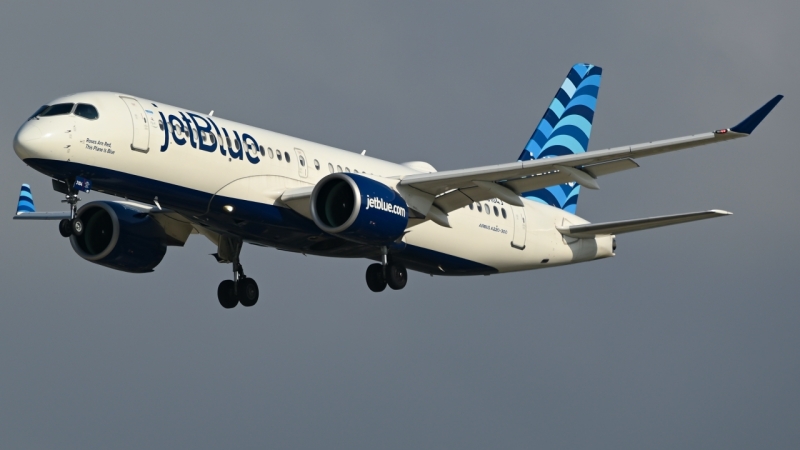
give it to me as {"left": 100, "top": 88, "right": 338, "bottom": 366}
{"left": 13, "top": 122, "right": 44, "bottom": 160}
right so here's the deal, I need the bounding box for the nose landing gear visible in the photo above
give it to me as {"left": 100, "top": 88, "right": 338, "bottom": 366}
{"left": 54, "top": 179, "right": 83, "bottom": 238}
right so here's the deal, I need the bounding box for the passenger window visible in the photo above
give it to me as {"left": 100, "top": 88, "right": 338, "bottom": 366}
{"left": 28, "top": 105, "right": 48, "bottom": 121}
{"left": 493, "top": 206, "right": 499, "bottom": 216}
{"left": 284, "top": 152, "right": 290, "bottom": 162}
{"left": 468, "top": 203, "right": 473, "bottom": 210}
{"left": 299, "top": 155, "right": 305, "bottom": 167}
{"left": 276, "top": 150, "right": 282, "bottom": 161}
{"left": 314, "top": 159, "right": 320, "bottom": 170}
{"left": 345, "top": 167, "right": 350, "bottom": 173}
{"left": 259, "top": 145, "right": 265, "bottom": 156}
{"left": 336, "top": 165, "right": 342, "bottom": 172}
{"left": 158, "top": 120, "right": 164, "bottom": 131}
{"left": 210, "top": 134, "right": 216, "bottom": 144}
{"left": 235, "top": 139, "right": 241, "bottom": 150}
{"left": 484, "top": 204, "right": 490, "bottom": 214}
{"left": 477, "top": 204, "right": 482, "bottom": 213}
{"left": 328, "top": 163, "right": 334, "bottom": 173}
{"left": 267, "top": 147, "right": 274, "bottom": 159}
{"left": 39, "top": 103, "right": 74, "bottom": 117}
{"left": 74, "top": 104, "right": 99, "bottom": 120}
{"left": 501, "top": 208, "right": 507, "bottom": 219}
{"left": 354, "top": 169, "right": 359, "bottom": 174}
{"left": 226, "top": 137, "right": 232, "bottom": 148}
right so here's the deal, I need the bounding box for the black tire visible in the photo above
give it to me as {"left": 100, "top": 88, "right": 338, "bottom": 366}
{"left": 71, "top": 218, "right": 84, "bottom": 236}
{"left": 217, "top": 280, "right": 238, "bottom": 309}
{"left": 366, "top": 263, "right": 387, "bottom": 292}
{"left": 58, "top": 219, "right": 72, "bottom": 237}
{"left": 238, "top": 278, "right": 259, "bottom": 307}
{"left": 386, "top": 262, "right": 408, "bottom": 290}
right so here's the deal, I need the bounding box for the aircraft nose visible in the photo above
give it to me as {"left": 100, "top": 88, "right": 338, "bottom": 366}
{"left": 16, "top": 122, "right": 42, "bottom": 142}
{"left": 13, "top": 122, "right": 43, "bottom": 160}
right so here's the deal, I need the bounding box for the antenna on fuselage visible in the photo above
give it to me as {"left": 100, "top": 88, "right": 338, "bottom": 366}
{"left": 361, "top": 150, "right": 366, "bottom": 155}
{"left": 209, "top": 110, "right": 214, "bottom": 116}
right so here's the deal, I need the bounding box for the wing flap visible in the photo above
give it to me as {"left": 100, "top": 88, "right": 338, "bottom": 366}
{"left": 557, "top": 210, "right": 732, "bottom": 238}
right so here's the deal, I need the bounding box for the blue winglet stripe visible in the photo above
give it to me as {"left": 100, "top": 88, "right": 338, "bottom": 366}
{"left": 517, "top": 64, "right": 602, "bottom": 214}
{"left": 16, "top": 184, "right": 35, "bottom": 214}
{"left": 729, "top": 95, "right": 783, "bottom": 134}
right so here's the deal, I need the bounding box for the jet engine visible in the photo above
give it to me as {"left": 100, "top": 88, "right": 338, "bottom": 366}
{"left": 310, "top": 173, "right": 409, "bottom": 246}
{"left": 69, "top": 201, "right": 172, "bottom": 273}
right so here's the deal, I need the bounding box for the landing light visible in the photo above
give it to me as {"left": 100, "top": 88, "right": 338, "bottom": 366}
{"left": 223, "top": 205, "right": 234, "bottom": 213}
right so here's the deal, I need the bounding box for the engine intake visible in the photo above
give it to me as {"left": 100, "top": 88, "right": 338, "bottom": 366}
{"left": 70, "top": 201, "right": 169, "bottom": 273}
{"left": 311, "top": 173, "right": 408, "bottom": 245}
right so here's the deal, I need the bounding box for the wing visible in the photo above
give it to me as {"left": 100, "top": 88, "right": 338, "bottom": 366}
{"left": 398, "top": 96, "right": 783, "bottom": 215}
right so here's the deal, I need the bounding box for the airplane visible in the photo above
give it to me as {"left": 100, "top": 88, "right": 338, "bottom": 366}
{"left": 12, "top": 64, "right": 782, "bottom": 309}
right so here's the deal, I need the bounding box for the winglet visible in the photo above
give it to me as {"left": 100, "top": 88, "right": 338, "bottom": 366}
{"left": 729, "top": 95, "right": 783, "bottom": 134}
{"left": 16, "top": 184, "right": 35, "bottom": 215}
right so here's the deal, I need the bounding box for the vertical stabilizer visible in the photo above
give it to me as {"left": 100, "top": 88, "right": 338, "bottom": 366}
{"left": 17, "top": 184, "right": 35, "bottom": 215}
{"left": 517, "top": 63, "right": 602, "bottom": 214}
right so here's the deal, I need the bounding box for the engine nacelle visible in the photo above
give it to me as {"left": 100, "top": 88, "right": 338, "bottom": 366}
{"left": 70, "top": 201, "right": 170, "bottom": 273}
{"left": 311, "top": 173, "right": 409, "bottom": 245}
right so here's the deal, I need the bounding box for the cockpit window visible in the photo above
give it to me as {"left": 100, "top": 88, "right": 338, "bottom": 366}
{"left": 74, "top": 104, "right": 99, "bottom": 120}
{"left": 39, "top": 103, "right": 75, "bottom": 117}
{"left": 28, "top": 105, "right": 48, "bottom": 121}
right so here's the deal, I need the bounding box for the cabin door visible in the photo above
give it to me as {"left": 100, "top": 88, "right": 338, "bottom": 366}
{"left": 120, "top": 96, "right": 150, "bottom": 153}
{"left": 511, "top": 205, "right": 527, "bottom": 250}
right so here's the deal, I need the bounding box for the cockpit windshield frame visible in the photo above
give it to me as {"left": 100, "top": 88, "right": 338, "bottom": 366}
{"left": 38, "top": 103, "right": 75, "bottom": 118}
{"left": 74, "top": 103, "right": 99, "bottom": 120}
{"left": 27, "top": 105, "right": 48, "bottom": 121}
{"left": 29, "top": 102, "right": 100, "bottom": 121}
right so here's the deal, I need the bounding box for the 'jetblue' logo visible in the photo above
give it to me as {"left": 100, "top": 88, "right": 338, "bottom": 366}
{"left": 365, "top": 196, "right": 406, "bottom": 218}
{"left": 157, "top": 111, "right": 261, "bottom": 165}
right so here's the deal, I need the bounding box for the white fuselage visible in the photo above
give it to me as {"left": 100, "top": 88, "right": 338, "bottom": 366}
{"left": 14, "top": 92, "right": 614, "bottom": 275}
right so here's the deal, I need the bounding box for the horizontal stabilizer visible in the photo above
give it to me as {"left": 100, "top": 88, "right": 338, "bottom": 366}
{"left": 557, "top": 210, "right": 731, "bottom": 238}
{"left": 14, "top": 183, "right": 71, "bottom": 220}
{"left": 14, "top": 212, "right": 72, "bottom": 220}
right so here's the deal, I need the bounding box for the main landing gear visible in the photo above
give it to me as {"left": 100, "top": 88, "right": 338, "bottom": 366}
{"left": 216, "top": 238, "right": 259, "bottom": 309}
{"left": 365, "top": 247, "right": 408, "bottom": 292}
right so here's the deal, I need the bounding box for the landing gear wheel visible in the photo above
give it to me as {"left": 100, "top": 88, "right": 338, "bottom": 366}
{"left": 217, "top": 280, "right": 238, "bottom": 309}
{"left": 386, "top": 262, "right": 408, "bottom": 290}
{"left": 238, "top": 278, "right": 259, "bottom": 307}
{"left": 71, "top": 218, "right": 84, "bottom": 236}
{"left": 366, "top": 263, "right": 387, "bottom": 292}
{"left": 58, "top": 219, "right": 72, "bottom": 237}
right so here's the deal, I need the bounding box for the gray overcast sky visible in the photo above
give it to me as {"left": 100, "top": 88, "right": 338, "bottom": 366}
{"left": 1, "top": 1, "right": 797, "bottom": 448}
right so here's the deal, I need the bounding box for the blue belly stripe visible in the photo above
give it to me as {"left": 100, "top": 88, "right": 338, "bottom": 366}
{"left": 23, "top": 158, "right": 497, "bottom": 276}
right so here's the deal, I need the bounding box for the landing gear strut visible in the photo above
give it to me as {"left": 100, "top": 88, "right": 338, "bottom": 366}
{"left": 55, "top": 180, "right": 83, "bottom": 238}
{"left": 365, "top": 247, "right": 407, "bottom": 292}
{"left": 216, "top": 237, "right": 259, "bottom": 309}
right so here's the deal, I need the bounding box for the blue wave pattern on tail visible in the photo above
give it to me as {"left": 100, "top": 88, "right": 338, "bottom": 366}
{"left": 517, "top": 64, "right": 602, "bottom": 214}
{"left": 17, "top": 184, "right": 35, "bottom": 214}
